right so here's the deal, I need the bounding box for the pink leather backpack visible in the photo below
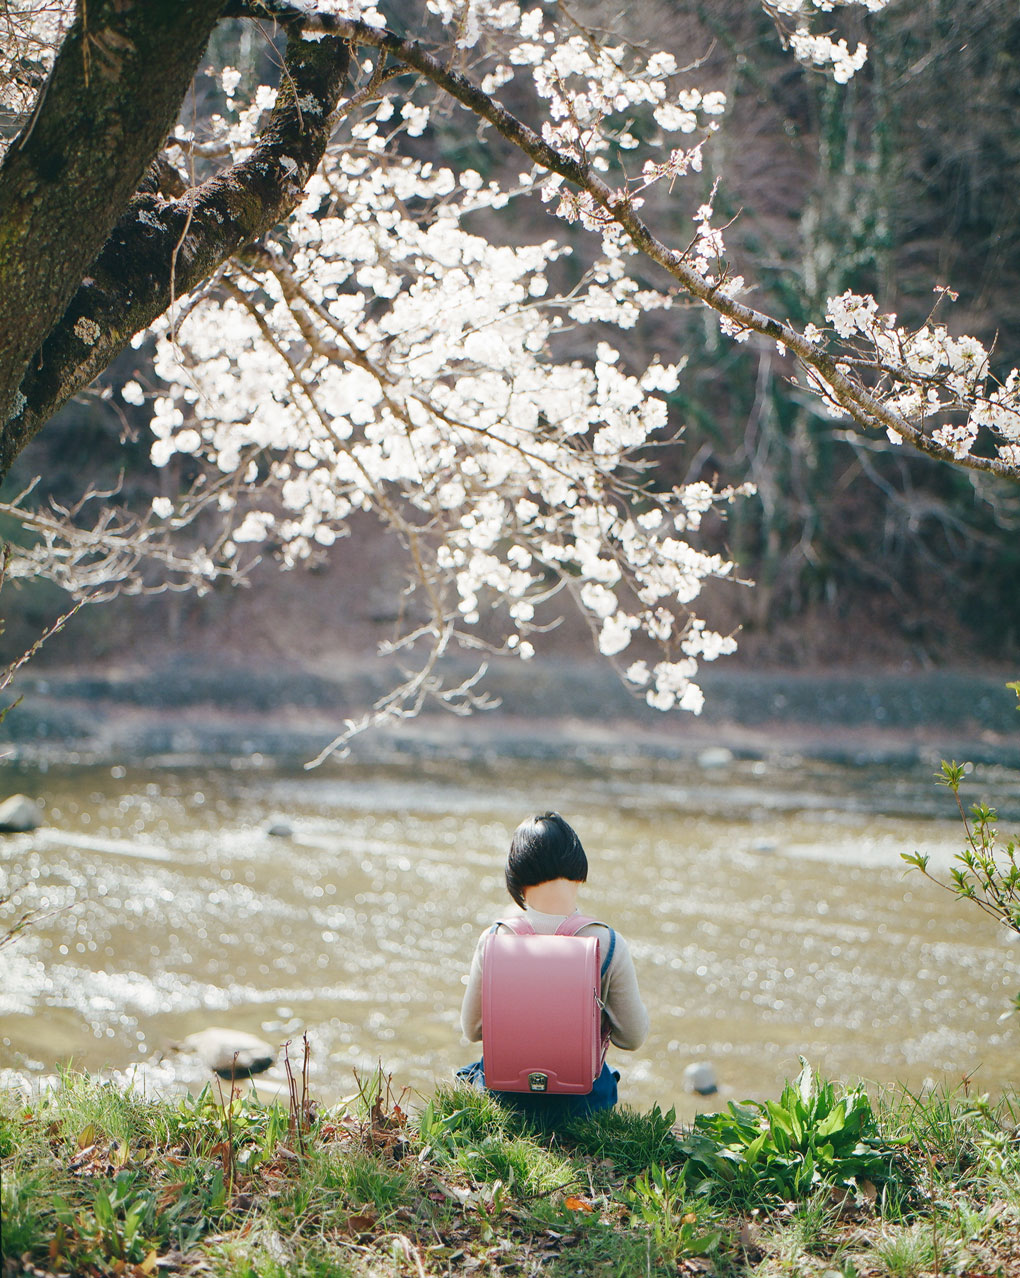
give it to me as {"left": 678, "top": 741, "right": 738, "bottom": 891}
{"left": 481, "top": 914, "right": 614, "bottom": 1094}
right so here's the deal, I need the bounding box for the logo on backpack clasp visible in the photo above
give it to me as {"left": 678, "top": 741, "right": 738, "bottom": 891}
{"left": 528, "top": 1072, "right": 549, "bottom": 1092}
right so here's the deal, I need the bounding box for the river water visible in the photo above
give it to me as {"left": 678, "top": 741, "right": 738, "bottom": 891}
{"left": 1, "top": 750, "right": 1017, "bottom": 1116}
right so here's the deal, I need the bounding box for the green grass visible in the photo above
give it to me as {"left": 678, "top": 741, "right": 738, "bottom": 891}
{"left": 872, "top": 1221, "right": 941, "bottom": 1277}
{"left": 1, "top": 1068, "right": 1018, "bottom": 1277}
{"left": 1, "top": 1161, "right": 55, "bottom": 1259}
{"left": 560, "top": 1100, "right": 684, "bottom": 1177}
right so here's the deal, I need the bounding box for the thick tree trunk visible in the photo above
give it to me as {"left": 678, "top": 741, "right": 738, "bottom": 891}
{"left": 0, "top": 1, "right": 224, "bottom": 440}
{"left": 0, "top": 3, "right": 351, "bottom": 484}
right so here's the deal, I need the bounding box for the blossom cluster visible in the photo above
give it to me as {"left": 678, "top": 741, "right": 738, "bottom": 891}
{"left": 291, "top": 0, "right": 385, "bottom": 25}
{"left": 131, "top": 0, "right": 917, "bottom": 730}
{"left": 6, "top": 0, "right": 941, "bottom": 738}
{"left": 145, "top": 108, "right": 748, "bottom": 716}
{"left": 762, "top": 0, "right": 890, "bottom": 83}
{"left": 418, "top": 0, "right": 733, "bottom": 246}
{"left": 788, "top": 29, "right": 867, "bottom": 83}
{"left": 820, "top": 291, "right": 1020, "bottom": 465}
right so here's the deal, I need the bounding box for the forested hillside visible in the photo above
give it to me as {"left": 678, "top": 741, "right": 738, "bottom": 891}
{"left": 2, "top": 0, "right": 1018, "bottom": 674}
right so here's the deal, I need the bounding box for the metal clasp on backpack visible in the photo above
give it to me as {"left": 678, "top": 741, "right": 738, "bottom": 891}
{"left": 528, "top": 1072, "right": 549, "bottom": 1092}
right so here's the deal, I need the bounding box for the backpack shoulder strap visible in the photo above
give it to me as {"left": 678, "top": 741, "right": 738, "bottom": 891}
{"left": 600, "top": 927, "right": 616, "bottom": 977}
{"left": 490, "top": 916, "right": 536, "bottom": 935}
{"left": 555, "top": 915, "right": 616, "bottom": 977}
{"left": 554, "top": 913, "right": 606, "bottom": 936}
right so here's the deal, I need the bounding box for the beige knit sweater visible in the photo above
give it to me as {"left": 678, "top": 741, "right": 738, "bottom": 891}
{"left": 459, "top": 905, "right": 650, "bottom": 1051}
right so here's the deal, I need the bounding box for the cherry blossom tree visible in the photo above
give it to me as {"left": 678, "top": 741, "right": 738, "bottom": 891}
{"left": 2, "top": 0, "right": 1018, "bottom": 752}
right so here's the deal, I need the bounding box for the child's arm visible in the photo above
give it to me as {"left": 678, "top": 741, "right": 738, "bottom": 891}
{"left": 459, "top": 931, "right": 486, "bottom": 1041}
{"left": 601, "top": 933, "right": 649, "bottom": 1050}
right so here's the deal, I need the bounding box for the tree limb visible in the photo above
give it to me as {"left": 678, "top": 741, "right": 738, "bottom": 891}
{"left": 282, "top": 7, "right": 1020, "bottom": 484}
{"left": 0, "top": 7, "right": 351, "bottom": 482}
{"left": 0, "top": 0, "right": 225, "bottom": 441}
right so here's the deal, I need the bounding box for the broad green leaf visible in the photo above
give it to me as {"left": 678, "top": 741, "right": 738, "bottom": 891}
{"left": 685, "top": 1230, "right": 722, "bottom": 1255}
{"left": 766, "top": 1100, "right": 794, "bottom": 1137}
{"left": 743, "top": 1131, "right": 768, "bottom": 1164}
{"left": 815, "top": 1102, "right": 848, "bottom": 1138}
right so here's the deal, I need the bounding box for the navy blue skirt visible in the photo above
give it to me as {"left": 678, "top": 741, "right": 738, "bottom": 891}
{"left": 456, "top": 1058, "right": 619, "bottom": 1124}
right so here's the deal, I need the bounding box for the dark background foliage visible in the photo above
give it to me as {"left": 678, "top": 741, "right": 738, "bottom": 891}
{"left": 3, "top": 0, "right": 1018, "bottom": 671}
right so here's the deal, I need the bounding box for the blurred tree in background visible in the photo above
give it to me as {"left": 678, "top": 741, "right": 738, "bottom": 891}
{"left": 2, "top": 0, "right": 1018, "bottom": 708}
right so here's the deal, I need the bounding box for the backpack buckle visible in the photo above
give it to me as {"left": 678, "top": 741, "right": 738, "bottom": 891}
{"left": 527, "top": 1072, "right": 549, "bottom": 1092}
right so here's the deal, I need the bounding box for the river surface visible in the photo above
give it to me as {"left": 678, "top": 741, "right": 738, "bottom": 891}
{"left": 2, "top": 750, "right": 1018, "bottom": 1117}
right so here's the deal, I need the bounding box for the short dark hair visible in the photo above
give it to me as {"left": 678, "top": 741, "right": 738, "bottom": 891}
{"left": 505, "top": 812, "right": 588, "bottom": 907}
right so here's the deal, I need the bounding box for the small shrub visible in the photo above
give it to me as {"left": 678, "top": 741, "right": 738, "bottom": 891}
{"left": 626, "top": 1163, "right": 721, "bottom": 1263}
{"left": 903, "top": 688, "right": 1020, "bottom": 1022}
{"left": 678, "top": 1060, "right": 904, "bottom": 1206}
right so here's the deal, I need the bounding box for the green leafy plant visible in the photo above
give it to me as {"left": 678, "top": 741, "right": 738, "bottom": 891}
{"left": 902, "top": 763, "right": 1019, "bottom": 936}
{"left": 902, "top": 681, "right": 1020, "bottom": 1018}
{"left": 626, "top": 1163, "right": 721, "bottom": 1261}
{"left": 53, "top": 1170, "right": 159, "bottom": 1268}
{"left": 678, "top": 1060, "right": 902, "bottom": 1205}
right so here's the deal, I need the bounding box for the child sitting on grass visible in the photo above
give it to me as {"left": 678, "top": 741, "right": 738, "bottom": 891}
{"left": 458, "top": 811, "right": 648, "bottom": 1122}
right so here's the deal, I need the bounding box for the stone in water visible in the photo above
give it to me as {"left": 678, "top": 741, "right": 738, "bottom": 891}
{"left": 683, "top": 1060, "right": 718, "bottom": 1095}
{"left": 183, "top": 1028, "right": 277, "bottom": 1078}
{"left": 0, "top": 794, "right": 43, "bottom": 833}
{"left": 697, "top": 747, "right": 733, "bottom": 770}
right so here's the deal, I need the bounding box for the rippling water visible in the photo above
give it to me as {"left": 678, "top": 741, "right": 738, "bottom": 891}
{"left": 1, "top": 751, "right": 1017, "bottom": 1115}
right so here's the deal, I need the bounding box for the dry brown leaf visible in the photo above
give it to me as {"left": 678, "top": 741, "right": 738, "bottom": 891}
{"left": 156, "top": 1183, "right": 186, "bottom": 1210}
{"left": 564, "top": 1196, "right": 594, "bottom": 1213}
{"left": 338, "top": 1209, "right": 377, "bottom": 1237}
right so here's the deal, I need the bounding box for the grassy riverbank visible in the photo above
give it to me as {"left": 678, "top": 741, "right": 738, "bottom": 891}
{"left": 2, "top": 1064, "right": 1018, "bottom": 1277}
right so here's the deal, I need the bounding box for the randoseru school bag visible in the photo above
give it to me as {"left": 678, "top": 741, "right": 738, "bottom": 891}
{"left": 481, "top": 914, "right": 615, "bottom": 1094}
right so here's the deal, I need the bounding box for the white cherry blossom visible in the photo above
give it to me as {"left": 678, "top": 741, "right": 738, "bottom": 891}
{"left": 12, "top": 0, "right": 1011, "bottom": 759}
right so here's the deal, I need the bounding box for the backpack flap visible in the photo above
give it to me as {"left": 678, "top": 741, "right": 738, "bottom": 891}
{"left": 481, "top": 926, "right": 604, "bottom": 1094}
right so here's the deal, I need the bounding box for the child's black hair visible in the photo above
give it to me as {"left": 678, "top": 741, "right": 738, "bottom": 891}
{"left": 505, "top": 811, "right": 588, "bottom": 908}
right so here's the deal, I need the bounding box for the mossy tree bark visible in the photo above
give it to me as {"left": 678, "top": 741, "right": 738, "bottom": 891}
{"left": 0, "top": 0, "right": 350, "bottom": 483}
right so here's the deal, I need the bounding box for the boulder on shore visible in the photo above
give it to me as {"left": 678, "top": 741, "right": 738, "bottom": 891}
{"left": 0, "top": 794, "right": 43, "bottom": 833}
{"left": 182, "top": 1028, "right": 277, "bottom": 1079}
{"left": 682, "top": 1060, "right": 718, "bottom": 1095}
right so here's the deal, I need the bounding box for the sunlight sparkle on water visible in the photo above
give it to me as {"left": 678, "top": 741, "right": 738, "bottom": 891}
{"left": 1, "top": 754, "right": 1016, "bottom": 1114}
